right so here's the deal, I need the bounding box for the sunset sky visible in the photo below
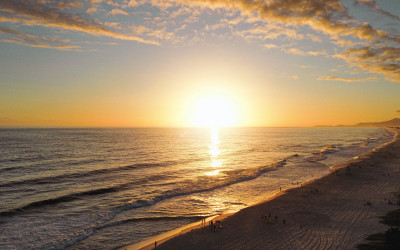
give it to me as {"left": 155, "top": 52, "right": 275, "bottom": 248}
{"left": 0, "top": 0, "right": 399, "bottom": 127}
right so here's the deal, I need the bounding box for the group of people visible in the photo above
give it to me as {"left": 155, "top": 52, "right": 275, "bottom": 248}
{"left": 208, "top": 220, "right": 223, "bottom": 231}
{"left": 310, "top": 186, "right": 319, "bottom": 193}
{"left": 262, "top": 212, "right": 285, "bottom": 225}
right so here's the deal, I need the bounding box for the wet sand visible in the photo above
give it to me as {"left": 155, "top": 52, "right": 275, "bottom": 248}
{"left": 126, "top": 128, "right": 400, "bottom": 250}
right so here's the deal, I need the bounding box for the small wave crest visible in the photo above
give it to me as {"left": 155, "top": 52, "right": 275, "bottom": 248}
{"left": 0, "top": 187, "right": 118, "bottom": 217}
{"left": 110, "top": 160, "right": 287, "bottom": 216}
{"left": 99, "top": 215, "right": 205, "bottom": 230}
{"left": 306, "top": 145, "right": 339, "bottom": 162}
{"left": 47, "top": 215, "right": 206, "bottom": 249}
{"left": 0, "top": 157, "right": 210, "bottom": 188}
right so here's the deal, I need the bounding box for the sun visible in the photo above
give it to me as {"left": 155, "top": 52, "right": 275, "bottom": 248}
{"left": 192, "top": 95, "right": 238, "bottom": 127}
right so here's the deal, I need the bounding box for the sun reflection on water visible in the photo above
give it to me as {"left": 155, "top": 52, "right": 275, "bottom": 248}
{"left": 205, "top": 127, "right": 223, "bottom": 176}
{"left": 209, "top": 127, "right": 220, "bottom": 157}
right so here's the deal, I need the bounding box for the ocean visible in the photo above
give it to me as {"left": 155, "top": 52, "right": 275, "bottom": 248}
{"left": 0, "top": 127, "right": 394, "bottom": 249}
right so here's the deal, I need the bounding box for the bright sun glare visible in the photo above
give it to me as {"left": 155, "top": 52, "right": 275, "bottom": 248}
{"left": 193, "top": 95, "right": 238, "bottom": 127}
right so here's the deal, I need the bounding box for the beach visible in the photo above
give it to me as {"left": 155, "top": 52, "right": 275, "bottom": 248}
{"left": 130, "top": 128, "right": 400, "bottom": 250}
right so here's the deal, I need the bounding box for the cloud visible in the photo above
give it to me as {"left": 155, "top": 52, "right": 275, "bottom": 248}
{"left": 176, "top": 0, "right": 400, "bottom": 80}
{"left": 0, "top": 0, "right": 158, "bottom": 45}
{"left": 128, "top": 0, "right": 139, "bottom": 7}
{"left": 337, "top": 46, "right": 400, "bottom": 82}
{"left": 317, "top": 75, "right": 377, "bottom": 82}
{"left": 57, "top": 1, "right": 84, "bottom": 10}
{"left": 0, "top": 26, "right": 80, "bottom": 50}
{"left": 108, "top": 9, "right": 129, "bottom": 16}
{"left": 233, "top": 23, "right": 306, "bottom": 41}
{"left": 283, "top": 47, "right": 328, "bottom": 57}
{"left": 264, "top": 43, "right": 278, "bottom": 49}
{"left": 174, "top": 0, "right": 390, "bottom": 41}
{"left": 355, "top": 0, "right": 400, "bottom": 21}
{"left": 0, "top": 0, "right": 399, "bottom": 82}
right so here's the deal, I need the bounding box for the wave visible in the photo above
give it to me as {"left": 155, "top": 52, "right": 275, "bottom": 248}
{"left": 0, "top": 187, "right": 118, "bottom": 217}
{"left": 110, "top": 160, "right": 287, "bottom": 216}
{"left": 1, "top": 158, "right": 287, "bottom": 220}
{"left": 0, "top": 157, "right": 210, "bottom": 188}
{"left": 47, "top": 215, "right": 207, "bottom": 250}
{"left": 43, "top": 160, "right": 287, "bottom": 249}
{"left": 0, "top": 160, "right": 287, "bottom": 248}
{"left": 0, "top": 162, "right": 170, "bottom": 188}
{"left": 306, "top": 144, "right": 339, "bottom": 162}
{"left": 304, "top": 133, "right": 393, "bottom": 164}
{"left": 0, "top": 157, "right": 105, "bottom": 173}
{"left": 0, "top": 154, "right": 46, "bottom": 164}
{"left": 99, "top": 215, "right": 205, "bottom": 230}
{"left": 358, "top": 137, "right": 378, "bottom": 148}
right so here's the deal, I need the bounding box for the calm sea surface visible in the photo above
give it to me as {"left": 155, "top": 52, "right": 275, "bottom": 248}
{"left": 0, "top": 127, "right": 394, "bottom": 249}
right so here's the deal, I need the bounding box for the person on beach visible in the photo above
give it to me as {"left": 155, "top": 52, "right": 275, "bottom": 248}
{"left": 155, "top": 241, "right": 157, "bottom": 248}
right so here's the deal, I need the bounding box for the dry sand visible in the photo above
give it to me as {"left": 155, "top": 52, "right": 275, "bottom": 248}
{"left": 127, "top": 128, "right": 400, "bottom": 250}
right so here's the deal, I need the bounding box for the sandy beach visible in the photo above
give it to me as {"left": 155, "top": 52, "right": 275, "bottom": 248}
{"left": 127, "top": 128, "right": 400, "bottom": 250}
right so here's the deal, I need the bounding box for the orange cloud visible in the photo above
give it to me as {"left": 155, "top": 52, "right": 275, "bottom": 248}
{"left": 283, "top": 47, "right": 328, "bottom": 57}
{"left": 56, "top": 1, "right": 84, "bottom": 10}
{"left": 173, "top": 0, "right": 389, "bottom": 42}
{"left": 317, "top": 75, "right": 377, "bottom": 82}
{"left": 337, "top": 46, "right": 400, "bottom": 82}
{"left": 128, "top": 0, "right": 139, "bottom": 7}
{"left": 0, "top": 26, "right": 80, "bottom": 50}
{"left": 108, "top": 9, "right": 129, "bottom": 16}
{"left": 0, "top": 0, "right": 158, "bottom": 45}
{"left": 264, "top": 43, "right": 278, "bottom": 49}
{"left": 169, "top": 0, "right": 398, "bottom": 81}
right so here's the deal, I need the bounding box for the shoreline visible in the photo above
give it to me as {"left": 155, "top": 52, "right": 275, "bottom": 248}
{"left": 121, "top": 127, "right": 398, "bottom": 250}
{"left": 122, "top": 190, "right": 284, "bottom": 250}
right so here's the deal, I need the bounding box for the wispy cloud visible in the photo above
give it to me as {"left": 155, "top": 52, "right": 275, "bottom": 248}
{"left": 288, "top": 75, "right": 299, "bottom": 80}
{"left": 317, "top": 75, "right": 377, "bottom": 82}
{"left": 56, "top": 1, "right": 84, "bottom": 10}
{"left": 128, "top": 0, "right": 139, "bottom": 8}
{"left": 264, "top": 43, "right": 278, "bottom": 49}
{"left": 0, "top": 0, "right": 158, "bottom": 45}
{"left": 0, "top": 26, "right": 80, "bottom": 50}
{"left": 283, "top": 47, "right": 328, "bottom": 57}
{"left": 355, "top": 0, "right": 400, "bottom": 21}
{"left": 108, "top": 9, "right": 129, "bottom": 16}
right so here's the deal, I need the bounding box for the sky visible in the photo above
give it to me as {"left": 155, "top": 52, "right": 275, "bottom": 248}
{"left": 0, "top": 0, "right": 399, "bottom": 127}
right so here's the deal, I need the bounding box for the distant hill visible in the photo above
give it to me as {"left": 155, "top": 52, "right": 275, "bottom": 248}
{"left": 353, "top": 118, "right": 400, "bottom": 127}
{"left": 316, "top": 118, "right": 400, "bottom": 127}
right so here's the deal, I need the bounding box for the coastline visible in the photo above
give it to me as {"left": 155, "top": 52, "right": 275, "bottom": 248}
{"left": 121, "top": 127, "right": 399, "bottom": 250}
